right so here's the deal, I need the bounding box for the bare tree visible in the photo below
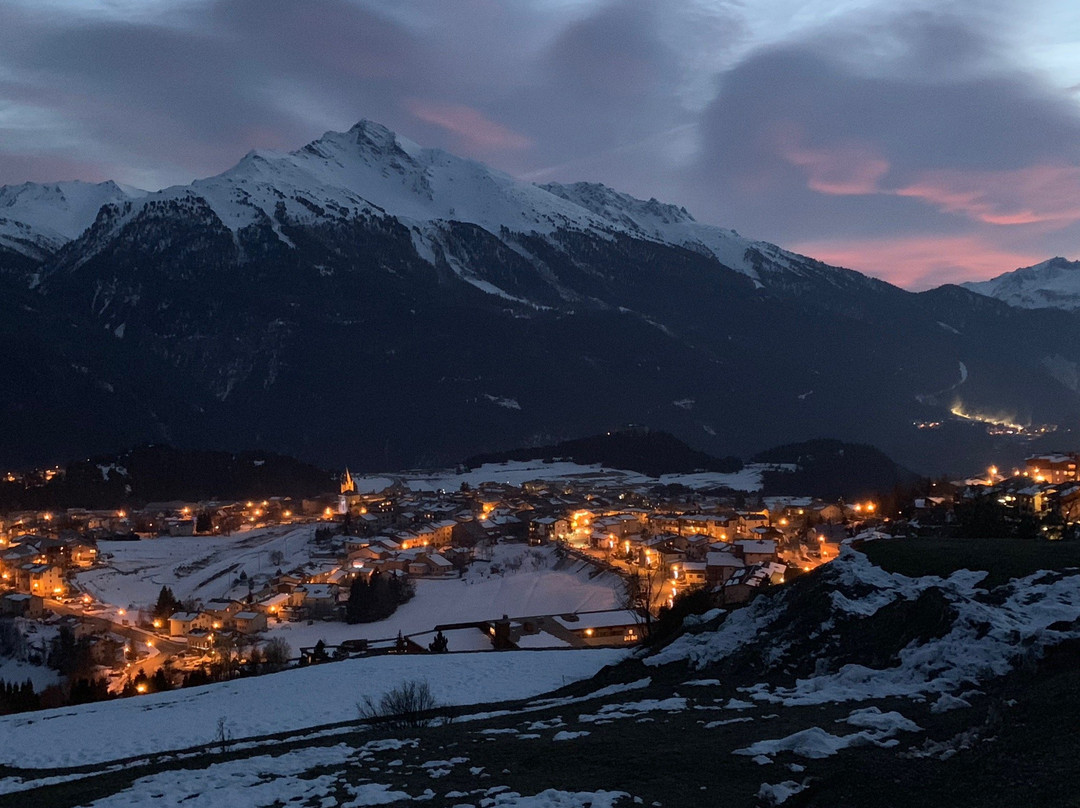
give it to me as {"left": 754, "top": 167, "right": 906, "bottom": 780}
{"left": 214, "top": 715, "right": 232, "bottom": 752}
{"left": 358, "top": 679, "right": 439, "bottom": 729}
{"left": 261, "top": 637, "right": 292, "bottom": 671}
{"left": 620, "top": 567, "right": 662, "bottom": 639}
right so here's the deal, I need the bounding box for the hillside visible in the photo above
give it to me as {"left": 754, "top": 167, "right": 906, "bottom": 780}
{"left": 8, "top": 539, "right": 1080, "bottom": 807}
{"left": 0, "top": 445, "right": 336, "bottom": 511}
{"left": 462, "top": 429, "right": 743, "bottom": 479}
{"left": 752, "top": 439, "right": 921, "bottom": 500}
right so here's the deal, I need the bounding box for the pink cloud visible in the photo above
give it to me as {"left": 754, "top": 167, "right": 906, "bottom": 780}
{"left": 404, "top": 99, "right": 532, "bottom": 151}
{"left": 790, "top": 234, "right": 1045, "bottom": 290}
{"left": 779, "top": 136, "right": 890, "bottom": 195}
{"left": 895, "top": 165, "right": 1080, "bottom": 228}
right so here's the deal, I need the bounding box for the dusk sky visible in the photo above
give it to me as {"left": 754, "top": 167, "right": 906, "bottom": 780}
{"left": 2, "top": 0, "right": 1079, "bottom": 289}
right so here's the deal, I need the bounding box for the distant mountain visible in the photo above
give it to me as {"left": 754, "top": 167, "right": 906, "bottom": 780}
{"left": 753, "top": 439, "right": 921, "bottom": 501}
{"left": 463, "top": 429, "right": 743, "bottom": 479}
{"left": 0, "top": 180, "right": 142, "bottom": 264}
{"left": 2, "top": 119, "right": 1080, "bottom": 475}
{"left": 962, "top": 257, "right": 1080, "bottom": 310}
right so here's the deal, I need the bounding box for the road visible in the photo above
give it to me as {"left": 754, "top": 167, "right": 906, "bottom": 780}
{"left": 45, "top": 598, "right": 187, "bottom": 676}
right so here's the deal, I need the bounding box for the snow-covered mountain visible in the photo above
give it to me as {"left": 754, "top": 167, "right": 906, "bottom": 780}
{"left": 0, "top": 180, "right": 142, "bottom": 261}
{"left": 0, "top": 121, "right": 882, "bottom": 300}
{"left": 2, "top": 118, "right": 1080, "bottom": 474}
{"left": 961, "top": 256, "right": 1080, "bottom": 311}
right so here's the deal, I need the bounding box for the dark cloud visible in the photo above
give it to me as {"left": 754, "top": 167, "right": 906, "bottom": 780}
{"left": 682, "top": 11, "right": 1080, "bottom": 286}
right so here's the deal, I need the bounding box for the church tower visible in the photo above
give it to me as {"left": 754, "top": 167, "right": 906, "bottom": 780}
{"left": 340, "top": 467, "right": 356, "bottom": 494}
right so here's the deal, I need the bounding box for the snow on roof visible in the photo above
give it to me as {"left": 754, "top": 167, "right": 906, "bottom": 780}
{"left": 170, "top": 611, "right": 201, "bottom": 622}
{"left": 515, "top": 631, "right": 571, "bottom": 649}
{"left": 234, "top": 611, "right": 260, "bottom": 620}
{"left": 300, "top": 584, "right": 335, "bottom": 598}
{"left": 734, "top": 539, "right": 777, "bottom": 554}
{"left": 706, "top": 551, "right": 744, "bottom": 568}
{"left": 552, "top": 610, "right": 641, "bottom": 630}
{"left": 408, "top": 628, "right": 492, "bottom": 653}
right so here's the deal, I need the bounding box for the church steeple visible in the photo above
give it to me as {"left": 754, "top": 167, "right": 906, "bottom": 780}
{"left": 340, "top": 467, "right": 356, "bottom": 494}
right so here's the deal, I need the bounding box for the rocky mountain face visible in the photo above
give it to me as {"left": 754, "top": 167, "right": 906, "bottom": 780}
{"left": 2, "top": 120, "right": 1080, "bottom": 473}
{"left": 962, "top": 256, "right": 1080, "bottom": 311}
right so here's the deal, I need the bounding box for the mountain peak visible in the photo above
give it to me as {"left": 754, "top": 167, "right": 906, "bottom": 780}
{"left": 962, "top": 256, "right": 1080, "bottom": 311}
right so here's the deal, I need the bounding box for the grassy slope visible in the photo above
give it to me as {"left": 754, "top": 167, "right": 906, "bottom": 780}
{"left": 861, "top": 536, "right": 1080, "bottom": 588}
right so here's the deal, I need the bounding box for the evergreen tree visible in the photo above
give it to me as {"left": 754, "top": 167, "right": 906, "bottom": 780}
{"left": 428, "top": 630, "right": 449, "bottom": 653}
{"left": 153, "top": 586, "right": 182, "bottom": 620}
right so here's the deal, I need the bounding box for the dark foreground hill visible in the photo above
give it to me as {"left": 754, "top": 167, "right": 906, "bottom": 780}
{"left": 0, "top": 445, "right": 335, "bottom": 511}
{"left": 10, "top": 537, "right": 1080, "bottom": 807}
{"left": 753, "top": 438, "right": 922, "bottom": 500}
{"left": 463, "top": 429, "right": 743, "bottom": 478}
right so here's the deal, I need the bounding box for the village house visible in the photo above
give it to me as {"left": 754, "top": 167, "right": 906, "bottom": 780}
{"left": 169, "top": 611, "right": 211, "bottom": 637}
{"left": 705, "top": 548, "right": 745, "bottom": 586}
{"left": 548, "top": 609, "right": 642, "bottom": 647}
{"left": 1026, "top": 453, "right": 1080, "bottom": 484}
{"left": 736, "top": 511, "right": 770, "bottom": 537}
{"left": 732, "top": 539, "right": 779, "bottom": 566}
{"left": 671, "top": 561, "right": 707, "bottom": 587}
{"left": 529, "top": 515, "right": 568, "bottom": 544}
{"left": 233, "top": 610, "right": 268, "bottom": 635}
{"left": 407, "top": 552, "right": 456, "bottom": 578}
{"left": 722, "top": 561, "right": 787, "bottom": 604}
{"left": 21, "top": 563, "right": 67, "bottom": 597}
{"left": 1, "top": 592, "right": 44, "bottom": 618}
{"left": 296, "top": 583, "right": 339, "bottom": 619}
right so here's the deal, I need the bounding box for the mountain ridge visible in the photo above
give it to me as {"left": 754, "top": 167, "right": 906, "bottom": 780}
{"left": 1, "top": 118, "right": 1079, "bottom": 475}
{"left": 961, "top": 256, "right": 1080, "bottom": 311}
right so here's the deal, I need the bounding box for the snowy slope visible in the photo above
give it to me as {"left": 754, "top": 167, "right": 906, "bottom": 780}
{"left": 961, "top": 256, "right": 1080, "bottom": 310}
{"left": 0, "top": 649, "right": 625, "bottom": 769}
{"left": 396, "top": 460, "right": 769, "bottom": 493}
{"left": 0, "top": 180, "right": 142, "bottom": 259}
{"left": 55, "top": 119, "right": 881, "bottom": 295}
{"left": 541, "top": 181, "right": 764, "bottom": 279}
{"left": 647, "top": 547, "right": 1080, "bottom": 706}
{"left": 96, "top": 121, "right": 616, "bottom": 246}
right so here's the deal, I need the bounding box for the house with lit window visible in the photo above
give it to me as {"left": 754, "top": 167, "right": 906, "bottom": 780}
{"left": 549, "top": 610, "right": 642, "bottom": 647}
{"left": 21, "top": 563, "right": 66, "bottom": 597}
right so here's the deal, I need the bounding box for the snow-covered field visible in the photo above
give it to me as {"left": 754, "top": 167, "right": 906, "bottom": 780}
{"left": 383, "top": 460, "right": 771, "bottom": 493}
{"left": 75, "top": 534, "right": 623, "bottom": 643}
{"left": 0, "top": 649, "right": 625, "bottom": 770}
{"left": 266, "top": 545, "right": 622, "bottom": 648}
{"left": 0, "top": 658, "right": 58, "bottom": 690}
{"left": 78, "top": 524, "right": 325, "bottom": 607}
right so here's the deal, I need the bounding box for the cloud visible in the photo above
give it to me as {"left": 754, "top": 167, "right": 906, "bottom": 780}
{"left": 681, "top": 9, "right": 1080, "bottom": 285}
{"left": 779, "top": 136, "right": 890, "bottom": 195}
{"left": 790, "top": 234, "right": 1046, "bottom": 290}
{"left": 0, "top": 2, "right": 1077, "bottom": 288}
{"left": 894, "top": 165, "right": 1080, "bottom": 227}
{"left": 403, "top": 99, "right": 531, "bottom": 152}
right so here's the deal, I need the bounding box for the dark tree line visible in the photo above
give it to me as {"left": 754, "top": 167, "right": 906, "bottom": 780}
{"left": 0, "top": 679, "right": 39, "bottom": 714}
{"left": 345, "top": 571, "right": 415, "bottom": 623}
